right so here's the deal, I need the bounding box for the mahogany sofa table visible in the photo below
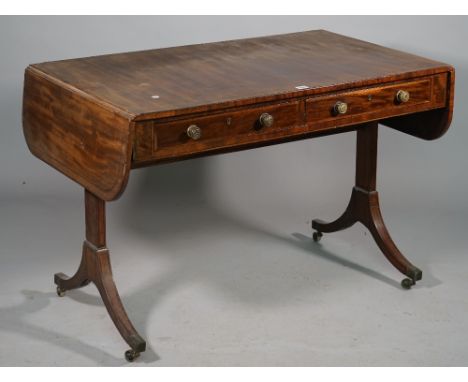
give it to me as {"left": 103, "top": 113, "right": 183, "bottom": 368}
{"left": 22, "top": 30, "right": 455, "bottom": 361}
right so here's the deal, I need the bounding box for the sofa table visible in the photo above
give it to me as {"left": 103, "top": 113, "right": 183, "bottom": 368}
{"left": 22, "top": 30, "right": 455, "bottom": 361}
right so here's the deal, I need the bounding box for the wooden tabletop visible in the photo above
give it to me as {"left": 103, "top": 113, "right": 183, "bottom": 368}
{"left": 30, "top": 30, "right": 451, "bottom": 120}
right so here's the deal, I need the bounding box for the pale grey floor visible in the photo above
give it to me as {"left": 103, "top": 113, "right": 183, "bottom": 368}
{"left": 1, "top": 153, "right": 468, "bottom": 366}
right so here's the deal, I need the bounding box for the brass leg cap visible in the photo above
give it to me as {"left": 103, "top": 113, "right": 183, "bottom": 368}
{"left": 401, "top": 278, "right": 415, "bottom": 289}
{"left": 56, "top": 286, "right": 66, "bottom": 297}
{"left": 313, "top": 231, "right": 323, "bottom": 242}
{"left": 125, "top": 349, "right": 140, "bottom": 362}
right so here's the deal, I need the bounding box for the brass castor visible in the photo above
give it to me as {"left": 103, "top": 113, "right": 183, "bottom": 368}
{"left": 125, "top": 349, "right": 140, "bottom": 362}
{"left": 313, "top": 231, "right": 323, "bottom": 242}
{"left": 401, "top": 278, "right": 415, "bottom": 289}
{"left": 56, "top": 286, "right": 66, "bottom": 297}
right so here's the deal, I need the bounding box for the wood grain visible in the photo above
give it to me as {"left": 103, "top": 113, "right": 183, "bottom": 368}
{"left": 381, "top": 68, "right": 455, "bottom": 140}
{"left": 312, "top": 123, "right": 422, "bottom": 285}
{"left": 22, "top": 67, "right": 133, "bottom": 201}
{"left": 54, "top": 190, "right": 146, "bottom": 354}
{"left": 24, "top": 29, "right": 455, "bottom": 359}
{"left": 133, "top": 99, "right": 305, "bottom": 164}
{"left": 29, "top": 30, "right": 452, "bottom": 120}
{"left": 307, "top": 72, "right": 447, "bottom": 131}
{"left": 132, "top": 72, "right": 449, "bottom": 166}
{"left": 22, "top": 29, "right": 455, "bottom": 193}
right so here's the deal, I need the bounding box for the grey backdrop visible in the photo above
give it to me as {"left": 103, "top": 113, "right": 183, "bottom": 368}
{"left": 0, "top": 16, "right": 467, "bottom": 366}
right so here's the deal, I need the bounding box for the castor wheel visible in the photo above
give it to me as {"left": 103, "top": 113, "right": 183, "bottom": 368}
{"left": 56, "top": 286, "right": 66, "bottom": 297}
{"left": 125, "top": 349, "right": 140, "bottom": 362}
{"left": 313, "top": 231, "right": 323, "bottom": 242}
{"left": 401, "top": 278, "right": 415, "bottom": 289}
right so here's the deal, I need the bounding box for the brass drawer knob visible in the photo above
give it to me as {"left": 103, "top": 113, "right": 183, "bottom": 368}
{"left": 259, "top": 112, "right": 274, "bottom": 128}
{"left": 186, "top": 124, "right": 202, "bottom": 140}
{"left": 334, "top": 101, "right": 348, "bottom": 115}
{"left": 396, "top": 90, "right": 410, "bottom": 103}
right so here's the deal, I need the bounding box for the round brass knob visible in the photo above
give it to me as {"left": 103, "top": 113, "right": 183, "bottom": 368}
{"left": 259, "top": 113, "right": 274, "bottom": 128}
{"left": 334, "top": 101, "right": 348, "bottom": 115}
{"left": 396, "top": 90, "right": 410, "bottom": 103}
{"left": 186, "top": 124, "right": 202, "bottom": 140}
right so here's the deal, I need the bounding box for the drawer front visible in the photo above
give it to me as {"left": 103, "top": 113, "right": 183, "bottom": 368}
{"left": 133, "top": 100, "right": 305, "bottom": 163}
{"left": 306, "top": 73, "right": 447, "bottom": 130}
{"left": 133, "top": 73, "right": 448, "bottom": 165}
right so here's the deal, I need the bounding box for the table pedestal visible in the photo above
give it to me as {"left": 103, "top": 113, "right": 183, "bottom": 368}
{"left": 312, "top": 122, "right": 422, "bottom": 289}
{"left": 54, "top": 190, "right": 146, "bottom": 362}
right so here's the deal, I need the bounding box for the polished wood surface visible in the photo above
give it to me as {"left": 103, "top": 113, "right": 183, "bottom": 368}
{"left": 133, "top": 99, "right": 305, "bottom": 164}
{"left": 23, "top": 30, "right": 454, "bottom": 200}
{"left": 312, "top": 123, "right": 422, "bottom": 284}
{"left": 131, "top": 71, "right": 450, "bottom": 166}
{"left": 307, "top": 73, "right": 446, "bottom": 127}
{"left": 29, "top": 30, "right": 451, "bottom": 119}
{"left": 54, "top": 190, "right": 146, "bottom": 358}
{"left": 21, "top": 30, "right": 455, "bottom": 361}
{"left": 23, "top": 68, "right": 133, "bottom": 201}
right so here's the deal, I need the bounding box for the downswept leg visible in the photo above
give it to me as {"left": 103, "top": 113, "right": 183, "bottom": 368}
{"left": 54, "top": 189, "right": 146, "bottom": 361}
{"left": 312, "top": 123, "right": 422, "bottom": 289}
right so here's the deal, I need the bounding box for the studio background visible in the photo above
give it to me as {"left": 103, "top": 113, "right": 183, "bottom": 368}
{"left": 0, "top": 16, "right": 467, "bottom": 366}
